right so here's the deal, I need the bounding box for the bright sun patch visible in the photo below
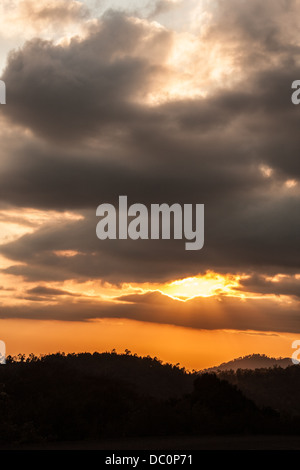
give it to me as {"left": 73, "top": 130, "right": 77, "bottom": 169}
{"left": 156, "top": 272, "right": 243, "bottom": 301}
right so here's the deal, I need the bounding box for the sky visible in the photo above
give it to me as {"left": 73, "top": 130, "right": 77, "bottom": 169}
{"left": 0, "top": 0, "right": 300, "bottom": 370}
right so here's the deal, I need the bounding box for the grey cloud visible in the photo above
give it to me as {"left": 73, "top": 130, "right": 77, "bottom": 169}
{"left": 0, "top": 290, "right": 299, "bottom": 334}
{"left": 204, "top": 0, "right": 300, "bottom": 63}
{"left": 2, "top": 11, "right": 171, "bottom": 142}
{"left": 238, "top": 274, "right": 300, "bottom": 299}
{"left": 18, "top": 0, "right": 90, "bottom": 24}
{"left": 147, "top": 0, "right": 182, "bottom": 19}
{"left": 0, "top": 194, "right": 299, "bottom": 285}
{"left": 26, "top": 285, "right": 81, "bottom": 297}
{"left": 0, "top": 3, "right": 299, "bottom": 296}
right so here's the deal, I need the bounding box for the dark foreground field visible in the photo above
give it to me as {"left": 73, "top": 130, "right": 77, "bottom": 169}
{"left": 1, "top": 352, "right": 300, "bottom": 449}
{"left": 2, "top": 435, "right": 300, "bottom": 450}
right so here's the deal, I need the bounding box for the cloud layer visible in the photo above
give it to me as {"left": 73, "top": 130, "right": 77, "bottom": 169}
{"left": 0, "top": 0, "right": 299, "bottom": 331}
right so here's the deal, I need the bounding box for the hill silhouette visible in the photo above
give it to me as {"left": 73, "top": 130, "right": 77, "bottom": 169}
{"left": 0, "top": 351, "right": 285, "bottom": 445}
{"left": 202, "top": 354, "right": 292, "bottom": 372}
{"left": 217, "top": 365, "right": 300, "bottom": 419}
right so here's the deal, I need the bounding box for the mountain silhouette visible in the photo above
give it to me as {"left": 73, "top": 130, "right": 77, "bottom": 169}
{"left": 0, "top": 351, "right": 287, "bottom": 445}
{"left": 202, "top": 354, "right": 292, "bottom": 372}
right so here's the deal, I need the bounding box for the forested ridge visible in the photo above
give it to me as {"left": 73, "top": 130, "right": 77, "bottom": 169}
{"left": 0, "top": 351, "right": 299, "bottom": 445}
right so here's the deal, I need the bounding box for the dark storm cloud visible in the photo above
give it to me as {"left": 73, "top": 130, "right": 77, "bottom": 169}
{"left": 2, "top": 11, "right": 172, "bottom": 141}
{"left": 205, "top": 0, "right": 300, "bottom": 60}
{"left": 26, "top": 286, "right": 81, "bottom": 297}
{"left": 0, "top": 195, "right": 299, "bottom": 285}
{"left": 238, "top": 274, "right": 300, "bottom": 299}
{"left": 0, "top": 3, "right": 299, "bottom": 301}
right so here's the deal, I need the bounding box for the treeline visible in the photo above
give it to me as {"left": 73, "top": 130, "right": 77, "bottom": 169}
{"left": 203, "top": 353, "right": 292, "bottom": 372}
{"left": 0, "top": 352, "right": 297, "bottom": 445}
{"left": 218, "top": 364, "right": 300, "bottom": 417}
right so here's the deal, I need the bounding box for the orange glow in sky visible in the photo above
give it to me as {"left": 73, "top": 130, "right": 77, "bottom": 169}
{"left": 0, "top": 318, "right": 297, "bottom": 371}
